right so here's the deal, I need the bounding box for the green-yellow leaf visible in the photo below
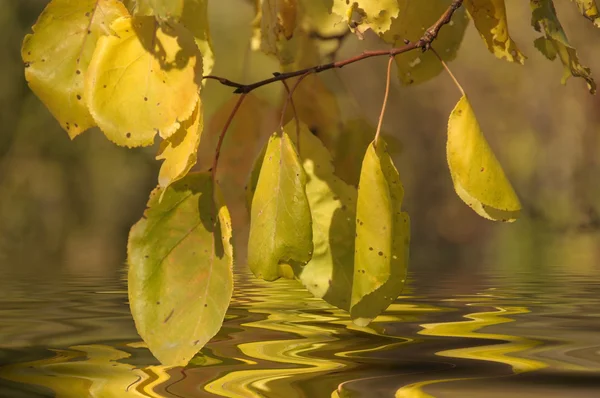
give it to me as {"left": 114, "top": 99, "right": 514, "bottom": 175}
{"left": 247, "top": 131, "right": 313, "bottom": 281}
{"left": 570, "top": 0, "right": 600, "bottom": 27}
{"left": 382, "top": 1, "right": 469, "bottom": 85}
{"left": 531, "top": 0, "right": 596, "bottom": 93}
{"left": 464, "top": 0, "right": 525, "bottom": 64}
{"left": 352, "top": 139, "right": 410, "bottom": 327}
{"left": 85, "top": 16, "right": 203, "bottom": 147}
{"left": 447, "top": 95, "right": 521, "bottom": 222}
{"left": 331, "top": 0, "right": 399, "bottom": 35}
{"left": 21, "top": 0, "right": 128, "bottom": 138}
{"left": 156, "top": 102, "right": 202, "bottom": 190}
{"left": 289, "top": 122, "right": 357, "bottom": 311}
{"left": 128, "top": 173, "right": 233, "bottom": 366}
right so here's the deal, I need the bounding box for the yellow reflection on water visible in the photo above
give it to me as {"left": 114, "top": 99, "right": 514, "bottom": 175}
{"left": 395, "top": 296, "right": 547, "bottom": 398}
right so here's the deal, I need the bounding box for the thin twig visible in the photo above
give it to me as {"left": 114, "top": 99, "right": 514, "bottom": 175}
{"left": 374, "top": 56, "right": 395, "bottom": 147}
{"left": 278, "top": 72, "right": 311, "bottom": 150}
{"left": 211, "top": 93, "right": 248, "bottom": 182}
{"left": 430, "top": 47, "right": 465, "bottom": 97}
{"left": 203, "top": 0, "right": 464, "bottom": 94}
{"left": 280, "top": 80, "right": 301, "bottom": 152}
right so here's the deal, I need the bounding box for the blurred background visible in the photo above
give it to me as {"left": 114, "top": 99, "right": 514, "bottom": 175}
{"left": 1, "top": 0, "right": 599, "bottom": 281}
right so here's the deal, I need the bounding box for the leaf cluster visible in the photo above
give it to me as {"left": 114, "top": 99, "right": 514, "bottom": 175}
{"left": 21, "top": 0, "right": 597, "bottom": 366}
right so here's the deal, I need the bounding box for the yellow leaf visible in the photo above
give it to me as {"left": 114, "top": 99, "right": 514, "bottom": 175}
{"left": 247, "top": 131, "right": 313, "bottom": 281}
{"left": 85, "top": 16, "right": 203, "bottom": 147}
{"left": 464, "top": 0, "right": 525, "bottom": 64}
{"left": 352, "top": 139, "right": 410, "bottom": 326}
{"left": 156, "top": 101, "right": 202, "bottom": 190}
{"left": 447, "top": 95, "right": 521, "bottom": 222}
{"left": 134, "top": 0, "right": 215, "bottom": 77}
{"left": 331, "top": 0, "right": 399, "bottom": 35}
{"left": 21, "top": 0, "right": 128, "bottom": 138}
{"left": 382, "top": 1, "right": 469, "bottom": 85}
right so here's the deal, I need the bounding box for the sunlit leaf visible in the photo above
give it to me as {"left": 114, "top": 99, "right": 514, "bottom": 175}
{"left": 290, "top": 123, "right": 357, "bottom": 311}
{"left": 531, "top": 0, "right": 596, "bottom": 93}
{"left": 570, "top": 0, "right": 600, "bottom": 27}
{"left": 156, "top": 102, "right": 202, "bottom": 190}
{"left": 382, "top": 1, "right": 469, "bottom": 85}
{"left": 331, "top": 0, "right": 399, "bottom": 35}
{"left": 135, "top": 0, "right": 215, "bottom": 77}
{"left": 247, "top": 131, "right": 313, "bottom": 281}
{"left": 21, "top": 0, "right": 128, "bottom": 138}
{"left": 352, "top": 139, "right": 410, "bottom": 327}
{"left": 128, "top": 173, "right": 233, "bottom": 366}
{"left": 464, "top": 0, "right": 525, "bottom": 64}
{"left": 447, "top": 95, "right": 521, "bottom": 222}
{"left": 85, "top": 16, "right": 203, "bottom": 147}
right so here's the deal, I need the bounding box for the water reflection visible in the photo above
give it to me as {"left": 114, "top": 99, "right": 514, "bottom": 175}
{"left": 1, "top": 267, "right": 600, "bottom": 397}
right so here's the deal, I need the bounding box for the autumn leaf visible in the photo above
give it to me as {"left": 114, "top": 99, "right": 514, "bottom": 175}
{"left": 85, "top": 16, "right": 203, "bottom": 147}
{"left": 352, "top": 139, "right": 410, "bottom": 327}
{"left": 128, "top": 173, "right": 233, "bottom": 366}
{"left": 465, "top": 0, "right": 525, "bottom": 64}
{"left": 21, "top": 0, "right": 128, "bottom": 138}
{"left": 156, "top": 102, "right": 203, "bottom": 190}
{"left": 447, "top": 95, "right": 521, "bottom": 222}
{"left": 247, "top": 130, "right": 313, "bottom": 281}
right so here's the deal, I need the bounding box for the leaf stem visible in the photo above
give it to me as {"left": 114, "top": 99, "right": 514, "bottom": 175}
{"left": 211, "top": 93, "right": 247, "bottom": 183}
{"left": 431, "top": 47, "right": 466, "bottom": 97}
{"left": 278, "top": 72, "right": 311, "bottom": 150}
{"left": 203, "top": 0, "right": 464, "bottom": 94}
{"left": 280, "top": 79, "right": 302, "bottom": 152}
{"left": 374, "top": 56, "right": 395, "bottom": 147}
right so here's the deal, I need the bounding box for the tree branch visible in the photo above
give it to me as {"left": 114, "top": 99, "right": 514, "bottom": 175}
{"left": 203, "top": 0, "right": 464, "bottom": 94}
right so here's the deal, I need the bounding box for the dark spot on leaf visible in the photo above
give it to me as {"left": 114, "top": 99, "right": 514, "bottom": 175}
{"left": 27, "top": 51, "right": 31, "bottom": 55}
{"left": 126, "top": 132, "right": 131, "bottom": 138}
{"left": 480, "top": 167, "right": 485, "bottom": 172}
{"left": 76, "top": 94, "right": 82, "bottom": 100}
{"left": 41, "top": 59, "right": 45, "bottom": 62}
{"left": 74, "top": 123, "right": 78, "bottom": 128}
{"left": 87, "top": 30, "right": 91, "bottom": 34}
{"left": 378, "top": 251, "right": 383, "bottom": 256}
{"left": 156, "top": 301, "right": 160, "bottom": 305}
{"left": 24, "top": 62, "right": 30, "bottom": 68}
{"left": 194, "top": 340, "right": 200, "bottom": 345}
{"left": 85, "top": 12, "right": 90, "bottom": 17}
{"left": 163, "top": 309, "right": 174, "bottom": 323}
{"left": 144, "top": 97, "right": 148, "bottom": 101}
{"left": 369, "top": 247, "right": 373, "bottom": 251}
{"left": 76, "top": 69, "right": 81, "bottom": 75}
{"left": 204, "top": 304, "right": 208, "bottom": 307}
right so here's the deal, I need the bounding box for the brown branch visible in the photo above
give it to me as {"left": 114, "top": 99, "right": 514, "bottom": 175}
{"left": 203, "top": 0, "right": 464, "bottom": 94}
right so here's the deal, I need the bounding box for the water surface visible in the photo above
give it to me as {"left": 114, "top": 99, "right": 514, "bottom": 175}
{"left": 1, "top": 264, "right": 600, "bottom": 397}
